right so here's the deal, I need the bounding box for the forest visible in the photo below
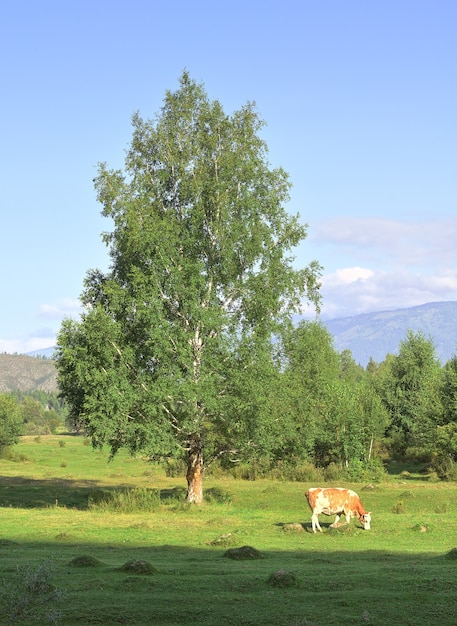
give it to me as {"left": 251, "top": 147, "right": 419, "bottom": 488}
{"left": 2, "top": 325, "right": 457, "bottom": 487}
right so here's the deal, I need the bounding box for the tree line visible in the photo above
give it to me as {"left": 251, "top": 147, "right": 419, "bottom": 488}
{"left": 0, "top": 390, "right": 67, "bottom": 451}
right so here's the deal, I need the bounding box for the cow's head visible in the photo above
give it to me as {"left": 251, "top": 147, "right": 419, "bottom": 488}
{"left": 359, "top": 512, "right": 371, "bottom": 530}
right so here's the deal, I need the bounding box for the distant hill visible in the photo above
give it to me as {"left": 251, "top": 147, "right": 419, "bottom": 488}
{"left": 27, "top": 346, "right": 56, "bottom": 359}
{"left": 0, "top": 354, "right": 58, "bottom": 393}
{"left": 324, "top": 301, "right": 457, "bottom": 367}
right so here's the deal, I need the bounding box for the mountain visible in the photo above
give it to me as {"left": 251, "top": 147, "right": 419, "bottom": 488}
{"left": 0, "top": 354, "right": 58, "bottom": 393}
{"left": 323, "top": 301, "right": 457, "bottom": 367}
{"left": 27, "top": 346, "right": 56, "bottom": 359}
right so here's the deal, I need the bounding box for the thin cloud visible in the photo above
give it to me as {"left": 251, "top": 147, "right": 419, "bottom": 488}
{"left": 312, "top": 217, "right": 457, "bottom": 268}
{"left": 38, "top": 299, "right": 82, "bottom": 320}
{"left": 318, "top": 267, "right": 457, "bottom": 318}
{"left": 303, "top": 217, "right": 457, "bottom": 318}
{"left": 0, "top": 328, "right": 56, "bottom": 355}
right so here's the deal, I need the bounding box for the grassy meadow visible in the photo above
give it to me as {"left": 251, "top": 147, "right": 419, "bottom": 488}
{"left": 0, "top": 435, "right": 457, "bottom": 625}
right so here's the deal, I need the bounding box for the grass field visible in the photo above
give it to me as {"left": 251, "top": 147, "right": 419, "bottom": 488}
{"left": 1, "top": 435, "right": 457, "bottom": 625}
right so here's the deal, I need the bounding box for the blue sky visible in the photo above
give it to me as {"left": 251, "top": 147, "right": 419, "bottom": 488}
{"left": 2, "top": 1, "right": 456, "bottom": 353}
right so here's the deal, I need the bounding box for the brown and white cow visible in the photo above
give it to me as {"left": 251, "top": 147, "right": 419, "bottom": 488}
{"left": 305, "top": 487, "right": 371, "bottom": 533}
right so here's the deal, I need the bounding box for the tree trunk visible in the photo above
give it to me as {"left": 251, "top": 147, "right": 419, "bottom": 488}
{"left": 368, "top": 433, "right": 374, "bottom": 461}
{"left": 186, "top": 437, "right": 203, "bottom": 503}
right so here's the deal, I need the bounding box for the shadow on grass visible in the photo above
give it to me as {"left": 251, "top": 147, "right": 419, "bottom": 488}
{"left": 1, "top": 539, "right": 457, "bottom": 625}
{"left": 0, "top": 478, "right": 219, "bottom": 510}
{"left": 385, "top": 461, "right": 431, "bottom": 481}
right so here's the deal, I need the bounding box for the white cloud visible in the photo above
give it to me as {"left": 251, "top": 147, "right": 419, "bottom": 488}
{"left": 316, "top": 266, "right": 457, "bottom": 319}
{"left": 302, "top": 217, "right": 457, "bottom": 318}
{"left": 325, "top": 267, "right": 374, "bottom": 286}
{"left": 38, "top": 298, "right": 82, "bottom": 320}
{"left": 0, "top": 299, "right": 83, "bottom": 354}
{"left": 311, "top": 217, "right": 457, "bottom": 268}
{"left": 0, "top": 329, "right": 56, "bottom": 355}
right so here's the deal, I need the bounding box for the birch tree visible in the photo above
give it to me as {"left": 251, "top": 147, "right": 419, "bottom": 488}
{"left": 56, "top": 72, "right": 321, "bottom": 502}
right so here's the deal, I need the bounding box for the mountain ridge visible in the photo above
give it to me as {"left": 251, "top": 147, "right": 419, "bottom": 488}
{"left": 323, "top": 300, "right": 457, "bottom": 366}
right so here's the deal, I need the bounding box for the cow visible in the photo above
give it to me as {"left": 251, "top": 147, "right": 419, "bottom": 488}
{"left": 305, "top": 487, "right": 371, "bottom": 533}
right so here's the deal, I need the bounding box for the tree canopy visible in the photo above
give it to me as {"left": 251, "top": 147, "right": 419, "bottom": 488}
{"left": 56, "top": 72, "right": 322, "bottom": 502}
{"left": 0, "top": 394, "right": 24, "bottom": 450}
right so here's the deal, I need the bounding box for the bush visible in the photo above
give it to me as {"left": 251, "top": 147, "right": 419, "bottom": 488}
{"left": 268, "top": 460, "right": 324, "bottom": 482}
{"left": 344, "top": 458, "right": 387, "bottom": 483}
{"left": 0, "top": 557, "right": 64, "bottom": 625}
{"left": 0, "top": 447, "right": 30, "bottom": 462}
{"left": 430, "top": 454, "right": 457, "bottom": 481}
{"left": 88, "top": 487, "right": 161, "bottom": 512}
{"left": 164, "top": 458, "right": 186, "bottom": 477}
{"left": 0, "top": 394, "right": 24, "bottom": 451}
{"left": 204, "top": 487, "right": 232, "bottom": 504}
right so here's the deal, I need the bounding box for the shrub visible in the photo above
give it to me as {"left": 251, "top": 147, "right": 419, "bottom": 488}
{"left": 268, "top": 460, "right": 324, "bottom": 482}
{"left": 392, "top": 500, "right": 405, "bottom": 514}
{"left": 164, "top": 458, "right": 186, "bottom": 477}
{"left": 430, "top": 454, "right": 457, "bottom": 481}
{"left": 0, "top": 557, "right": 64, "bottom": 625}
{"left": 88, "top": 487, "right": 161, "bottom": 513}
{"left": 204, "top": 487, "right": 232, "bottom": 504}
{"left": 0, "top": 447, "right": 30, "bottom": 462}
{"left": 345, "top": 458, "right": 387, "bottom": 483}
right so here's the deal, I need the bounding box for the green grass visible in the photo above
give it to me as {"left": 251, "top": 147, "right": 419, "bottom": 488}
{"left": 1, "top": 436, "right": 457, "bottom": 624}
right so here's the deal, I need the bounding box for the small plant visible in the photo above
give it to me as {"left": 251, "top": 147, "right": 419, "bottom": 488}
{"left": 0, "top": 557, "right": 64, "bottom": 625}
{"left": 435, "top": 502, "right": 449, "bottom": 514}
{"left": 208, "top": 532, "right": 238, "bottom": 547}
{"left": 392, "top": 500, "right": 405, "bottom": 514}
{"left": 58, "top": 440, "right": 65, "bottom": 448}
{"left": 281, "top": 523, "right": 305, "bottom": 533}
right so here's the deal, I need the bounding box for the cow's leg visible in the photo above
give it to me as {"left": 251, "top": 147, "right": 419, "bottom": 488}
{"left": 330, "top": 514, "right": 341, "bottom": 527}
{"left": 311, "top": 512, "right": 322, "bottom": 533}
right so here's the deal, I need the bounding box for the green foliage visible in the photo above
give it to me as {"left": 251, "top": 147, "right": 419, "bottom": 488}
{"left": 55, "top": 72, "right": 321, "bottom": 501}
{"left": 88, "top": 487, "right": 161, "bottom": 513}
{"left": 6, "top": 391, "right": 66, "bottom": 435}
{"left": 279, "top": 321, "right": 340, "bottom": 461}
{"left": 429, "top": 423, "right": 457, "bottom": 480}
{"left": 0, "top": 394, "right": 24, "bottom": 450}
{"left": 0, "top": 558, "right": 63, "bottom": 625}
{"left": 344, "top": 457, "right": 387, "bottom": 482}
{"left": 376, "top": 331, "right": 442, "bottom": 456}
{"left": 440, "top": 355, "right": 457, "bottom": 423}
